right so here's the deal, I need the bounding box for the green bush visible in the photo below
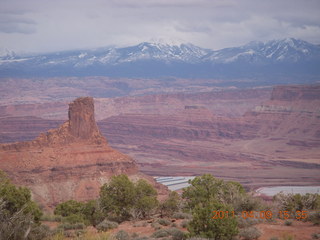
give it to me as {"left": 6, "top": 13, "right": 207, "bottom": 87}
{"left": 234, "top": 195, "right": 264, "bottom": 212}
{"left": 182, "top": 174, "right": 253, "bottom": 239}
{"left": 157, "top": 218, "right": 171, "bottom": 226}
{"left": 186, "top": 238, "right": 210, "bottom": 240}
{"left": 62, "top": 213, "right": 86, "bottom": 224}
{"left": 274, "top": 193, "right": 320, "bottom": 213}
{"left": 160, "top": 191, "right": 181, "bottom": 217}
{"left": 187, "top": 201, "right": 238, "bottom": 239}
{"left": 133, "top": 221, "right": 147, "bottom": 227}
{"left": 28, "top": 224, "right": 51, "bottom": 240}
{"left": 134, "top": 179, "right": 159, "bottom": 219}
{"left": 82, "top": 199, "right": 105, "bottom": 226}
{"left": 151, "top": 229, "right": 170, "bottom": 238}
{"left": 100, "top": 175, "right": 158, "bottom": 222}
{"left": 237, "top": 217, "right": 261, "bottom": 228}
{"left": 54, "top": 199, "right": 105, "bottom": 226}
{"left": 115, "top": 230, "right": 130, "bottom": 240}
{"left": 0, "top": 171, "right": 42, "bottom": 222}
{"left": 151, "top": 222, "right": 161, "bottom": 230}
{"left": 172, "top": 212, "right": 192, "bottom": 219}
{"left": 0, "top": 171, "right": 44, "bottom": 240}
{"left": 58, "top": 222, "right": 86, "bottom": 230}
{"left": 54, "top": 200, "right": 84, "bottom": 217}
{"left": 180, "top": 220, "right": 189, "bottom": 228}
{"left": 182, "top": 174, "right": 246, "bottom": 212}
{"left": 239, "top": 227, "right": 261, "bottom": 240}
{"left": 166, "top": 227, "right": 185, "bottom": 240}
{"left": 96, "top": 219, "right": 119, "bottom": 232}
{"left": 131, "top": 232, "right": 139, "bottom": 238}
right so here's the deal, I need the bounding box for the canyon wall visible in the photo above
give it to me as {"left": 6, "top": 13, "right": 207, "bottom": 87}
{"left": 0, "top": 97, "right": 164, "bottom": 210}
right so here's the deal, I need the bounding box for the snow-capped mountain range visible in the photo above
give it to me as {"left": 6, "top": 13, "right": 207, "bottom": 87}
{"left": 1, "top": 38, "right": 320, "bottom": 81}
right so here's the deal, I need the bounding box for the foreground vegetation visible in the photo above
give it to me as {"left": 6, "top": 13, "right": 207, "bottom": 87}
{"left": 1, "top": 170, "right": 320, "bottom": 240}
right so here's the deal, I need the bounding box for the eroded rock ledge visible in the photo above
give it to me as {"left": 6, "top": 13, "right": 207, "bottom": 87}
{"left": 0, "top": 97, "right": 157, "bottom": 210}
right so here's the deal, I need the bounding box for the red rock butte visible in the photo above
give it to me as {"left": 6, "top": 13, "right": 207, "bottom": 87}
{"left": 0, "top": 97, "right": 160, "bottom": 210}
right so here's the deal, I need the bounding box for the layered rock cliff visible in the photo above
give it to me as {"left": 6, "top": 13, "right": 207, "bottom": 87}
{"left": 0, "top": 97, "right": 158, "bottom": 210}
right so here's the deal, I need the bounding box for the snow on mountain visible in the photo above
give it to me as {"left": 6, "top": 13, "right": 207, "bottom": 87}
{"left": 98, "top": 42, "right": 211, "bottom": 64}
{"left": 0, "top": 38, "right": 319, "bottom": 80}
{"left": 0, "top": 48, "right": 16, "bottom": 59}
{"left": 204, "top": 38, "right": 320, "bottom": 64}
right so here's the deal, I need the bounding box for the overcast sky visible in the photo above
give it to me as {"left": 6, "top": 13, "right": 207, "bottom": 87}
{"left": 1, "top": 0, "right": 320, "bottom": 53}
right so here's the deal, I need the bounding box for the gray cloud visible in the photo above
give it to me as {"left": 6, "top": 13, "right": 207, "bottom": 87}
{"left": 0, "top": 15, "right": 36, "bottom": 34}
{"left": 0, "top": 0, "right": 319, "bottom": 53}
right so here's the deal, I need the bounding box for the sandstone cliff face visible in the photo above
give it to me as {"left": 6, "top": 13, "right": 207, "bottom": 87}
{"left": 246, "top": 85, "right": 320, "bottom": 142}
{"left": 0, "top": 97, "right": 157, "bottom": 210}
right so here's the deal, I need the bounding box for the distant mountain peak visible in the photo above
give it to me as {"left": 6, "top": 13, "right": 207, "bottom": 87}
{"left": 0, "top": 48, "right": 16, "bottom": 59}
{"left": 1, "top": 38, "right": 319, "bottom": 81}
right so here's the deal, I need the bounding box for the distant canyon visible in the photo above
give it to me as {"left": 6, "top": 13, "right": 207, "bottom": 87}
{"left": 0, "top": 83, "right": 319, "bottom": 190}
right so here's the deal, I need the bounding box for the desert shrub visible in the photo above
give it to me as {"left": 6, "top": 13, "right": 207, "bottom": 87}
{"left": 274, "top": 193, "right": 320, "bottom": 213}
{"left": 182, "top": 174, "right": 244, "bottom": 239}
{"left": 181, "top": 220, "right": 189, "bottom": 228}
{"left": 151, "top": 222, "right": 162, "bottom": 230}
{"left": 171, "top": 222, "right": 177, "bottom": 227}
{"left": 0, "top": 172, "right": 45, "bottom": 240}
{"left": 166, "top": 227, "right": 186, "bottom": 240}
{"left": 100, "top": 175, "right": 159, "bottom": 222}
{"left": 309, "top": 211, "right": 320, "bottom": 225}
{"left": 239, "top": 226, "right": 261, "bottom": 240}
{"left": 237, "top": 217, "right": 261, "bottom": 228}
{"left": 131, "top": 232, "right": 139, "bottom": 238}
{"left": 27, "top": 224, "right": 51, "bottom": 240}
{"left": 159, "top": 191, "right": 181, "bottom": 217}
{"left": 312, "top": 233, "right": 320, "bottom": 239}
{"left": 301, "top": 194, "right": 320, "bottom": 210}
{"left": 82, "top": 199, "right": 105, "bottom": 226}
{"left": 133, "top": 221, "right": 147, "bottom": 227}
{"left": 58, "top": 222, "right": 86, "bottom": 230}
{"left": 64, "top": 231, "right": 76, "bottom": 238}
{"left": 115, "top": 230, "right": 130, "bottom": 240}
{"left": 152, "top": 229, "right": 170, "bottom": 238}
{"left": 75, "top": 229, "right": 87, "bottom": 237}
{"left": 269, "top": 237, "right": 279, "bottom": 240}
{"left": 41, "top": 214, "right": 57, "bottom": 222}
{"left": 187, "top": 201, "right": 238, "bottom": 239}
{"left": 173, "top": 212, "right": 192, "bottom": 219}
{"left": 53, "top": 199, "right": 104, "bottom": 226}
{"left": 183, "top": 174, "right": 237, "bottom": 210}
{"left": 133, "top": 179, "right": 159, "bottom": 219}
{"left": 96, "top": 219, "right": 118, "bottom": 232}
{"left": 234, "top": 194, "right": 265, "bottom": 212}
{"left": 54, "top": 200, "right": 84, "bottom": 217}
{"left": 100, "top": 174, "right": 136, "bottom": 221}
{"left": 62, "top": 213, "right": 86, "bottom": 224}
{"left": 133, "top": 237, "right": 148, "bottom": 240}
{"left": 186, "top": 238, "right": 210, "bottom": 240}
{"left": 157, "top": 218, "right": 171, "bottom": 226}
{"left": 40, "top": 214, "right": 63, "bottom": 222}
{"left": 284, "top": 220, "right": 293, "bottom": 226}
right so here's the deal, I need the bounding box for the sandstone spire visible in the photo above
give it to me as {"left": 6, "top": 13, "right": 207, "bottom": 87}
{"left": 0, "top": 96, "right": 139, "bottom": 209}
{"left": 68, "top": 97, "right": 99, "bottom": 139}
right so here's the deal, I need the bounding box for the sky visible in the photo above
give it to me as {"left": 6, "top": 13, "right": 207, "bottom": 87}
{"left": 0, "top": 0, "right": 320, "bottom": 54}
